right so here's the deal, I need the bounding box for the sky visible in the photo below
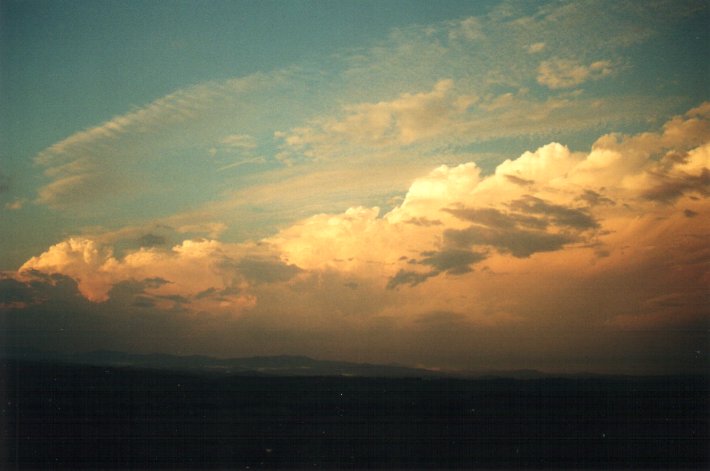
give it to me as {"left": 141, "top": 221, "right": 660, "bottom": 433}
{"left": 1, "top": 0, "right": 708, "bottom": 374}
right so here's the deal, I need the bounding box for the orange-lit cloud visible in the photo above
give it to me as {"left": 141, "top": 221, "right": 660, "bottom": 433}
{"left": 17, "top": 105, "right": 708, "bottom": 331}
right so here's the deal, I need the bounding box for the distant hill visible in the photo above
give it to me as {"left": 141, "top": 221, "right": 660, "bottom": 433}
{"left": 1, "top": 347, "right": 449, "bottom": 378}
{"left": 5, "top": 347, "right": 628, "bottom": 379}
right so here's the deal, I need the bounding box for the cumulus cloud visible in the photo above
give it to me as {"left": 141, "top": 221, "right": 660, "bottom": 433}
{"left": 21, "top": 104, "right": 710, "bottom": 312}
{"left": 19, "top": 238, "right": 121, "bottom": 302}
{"left": 18, "top": 237, "right": 259, "bottom": 313}
{"left": 266, "top": 104, "right": 710, "bottom": 316}
{"left": 8, "top": 130, "right": 708, "bottom": 373}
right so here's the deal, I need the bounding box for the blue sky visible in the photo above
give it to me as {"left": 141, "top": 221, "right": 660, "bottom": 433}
{"left": 2, "top": 0, "right": 509, "bottom": 267}
{"left": 1, "top": 0, "right": 708, "bottom": 373}
{"left": 2, "top": 1, "right": 499, "bottom": 151}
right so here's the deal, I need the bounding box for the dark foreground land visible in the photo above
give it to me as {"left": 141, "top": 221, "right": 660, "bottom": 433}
{"left": 2, "top": 360, "right": 708, "bottom": 469}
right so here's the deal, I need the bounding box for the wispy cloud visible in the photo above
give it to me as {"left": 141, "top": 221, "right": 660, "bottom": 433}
{"left": 32, "top": 70, "right": 304, "bottom": 209}
{"left": 220, "top": 134, "right": 258, "bottom": 150}
{"left": 31, "top": 0, "right": 698, "bottom": 219}
{"left": 537, "top": 58, "right": 613, "bottom": 89}
{"left": 217, "top": 156, "right": 267, "bottom": 172}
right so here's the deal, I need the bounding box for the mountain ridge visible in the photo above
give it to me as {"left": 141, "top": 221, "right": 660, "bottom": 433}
{"left": 4, "top": 347, "right": 691, "bottom": 380}
{"left": 2, "top": 347, "right": 451, "bottom": 378}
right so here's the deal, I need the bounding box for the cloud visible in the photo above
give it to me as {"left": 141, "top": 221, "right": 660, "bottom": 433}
{"left": 28, "top": 0, "right": 694, "bottom": 236}
{"left": 537, "top": 58, "right": 613, "bottom": 89}
{"left": 218, "top": 156, "right": 267, "bottom": 172}
{"left": 439, "top": 197, "right": 598, "bottom": 261}
{"left": 268, "top": 104, "right": 709, "bottom": 302}
{"left": 212, "top": 134, "right": 267, "bottom": 171}
{"left": 220, "top": 134, "right": 257, "bottom": 149}
{"left": 276, "top": 79, "right": 468, "bottom": 160}
{"left": 508, "top": 196, "right": 598, "bottom": 230}
{"left": 386, "top": 269, "right": 435, "bottom": 289}
{"left": 275, "top": 79, "right": 665, "bottom": 167}
{"left": 445, "top": 224, "right": 574, "bottom": 258}
{"left": 19, "top": 238, "right": 121, "bottom": 302}
{"left": 7, "top": 1, "right": 710, "bottom": 372}
{"left": 444, "top": 196, "right": 598, "bottom": 257}
{"left": 445, "top": 207, "right": 548, "bottom": 231}
{"left": 18, "top": 237, "right": 257, "bottom": 312}
{"left": 577, "top": 190, "right": 615, "bottom": 207}
{"left": 526, "top": 42, "right": 545, "bottom": 54}
{"left": 387, "top": 248, "right": 487, "bottom": 289}
{"left": 232, "top": 256, "right": 301, "bottom": 284}
{"left": 504, "top": 174, "right": 534, "bottom": 187}
{"left": 37, "top": 174, "right": 106, "bottom": 207}
{"left": 418, "top": 249, "right": 486, "bottom": 275}
{"left": 638, "top": 144, "right": 710, "bottom": 203}
{"left": 23, "top": 103, "right": 710, "bottom": 304}
{"left": 4, "top": 198, "right": 25, "bottom": 210}
{"left": 448, "top": 17, "right": 484, "bottom": 41}
{"left": 31, "top": 69, "right": 306, "bottom": 209}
